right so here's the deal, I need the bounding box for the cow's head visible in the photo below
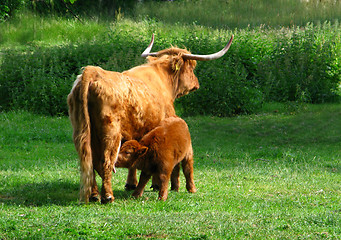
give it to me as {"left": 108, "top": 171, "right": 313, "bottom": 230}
{"left": 141, "top": 34, "right": 234, "bottom": 99}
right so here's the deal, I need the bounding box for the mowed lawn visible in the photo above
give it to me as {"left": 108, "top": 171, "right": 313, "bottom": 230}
{"left": 0, "top": 104, "right": 340, "bottom": 239}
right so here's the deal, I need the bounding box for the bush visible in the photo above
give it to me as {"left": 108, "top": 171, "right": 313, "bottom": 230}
{"left": 258, "top": 22, "right": 341, "bottom": 103}
{"left": 0, "top": 19, "right": 340, "bottom": 116}
{"left": 0, "top": 31, "right": 147, "bottom": 115}
{"left": 178, "top": 60, "right": 264, "bottom": 116}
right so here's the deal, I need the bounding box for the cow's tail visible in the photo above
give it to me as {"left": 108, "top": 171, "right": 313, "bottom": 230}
{"left": 67, "top": 70, "right": 93, "bottom": 203}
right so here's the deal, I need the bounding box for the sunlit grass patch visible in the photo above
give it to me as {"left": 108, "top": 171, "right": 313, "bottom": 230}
{"left": 0, "top": 105, "right": 340, "bottom": 238}
{"left": 0, "top": 12, "right": 108, "bottom": 48}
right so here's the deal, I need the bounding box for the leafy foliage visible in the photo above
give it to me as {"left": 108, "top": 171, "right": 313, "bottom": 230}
{"left": 0, "top": 5, "right": 10, "bottom": 21}
{"left": 0, "top": 18, "right": 340, "bottom": 116}
{"left": 0, "top": 41, "right": 142, "bottom": 115}
{"left": 0, "top": 0, "right": 25, "bottom": 21}
{"left": 258, "top": 23, "right": 341, "bottom": 103}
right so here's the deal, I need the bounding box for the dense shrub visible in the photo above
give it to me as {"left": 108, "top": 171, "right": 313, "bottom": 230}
{"left": 0, "top": 38, "right": 146, "bottom": 115}
{"left": 179, "top": 59, "right": 264, "bottom": 116}
{"left": 0, "top": 20, "right": 340, "bottom": 116}
{"left": 258, "top": 23, "right": 341, "bottom": 103}
{"left": 176, "top": 30, "right": 268, "bottom": 116}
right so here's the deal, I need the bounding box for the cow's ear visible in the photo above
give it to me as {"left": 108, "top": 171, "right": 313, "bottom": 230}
{"left": 137, "top": 146, "right": 148, "bottom": 156}
{"left": 171, "top": 56, "right": 184, "bottom": 72}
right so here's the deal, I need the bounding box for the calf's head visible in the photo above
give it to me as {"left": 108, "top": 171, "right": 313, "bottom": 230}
{"left": 116, "top": 140, "right": 148, "bottom": 168}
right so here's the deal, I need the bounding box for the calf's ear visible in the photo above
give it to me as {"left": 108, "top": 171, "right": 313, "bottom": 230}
{"left": 137, "top": 146, "right": 148, "bottom": 157}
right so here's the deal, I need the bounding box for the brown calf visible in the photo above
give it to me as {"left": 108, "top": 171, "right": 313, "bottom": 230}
{"left": 115, "top": 117, "right": 196, "bottom": 201}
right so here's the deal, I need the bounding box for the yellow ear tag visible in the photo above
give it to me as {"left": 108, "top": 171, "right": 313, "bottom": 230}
{"left": 175, "top": 62, "right": 181, "bottom": 71}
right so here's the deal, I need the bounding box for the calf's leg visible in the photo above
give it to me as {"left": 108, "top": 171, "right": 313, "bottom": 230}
{"left": 182, "top": 153, "right": 196, "bottom": 193}
{"left": 158, "top": 172, "right": 172, "bottom": 201}
{"left": 150, "top": 175, "right": 161, "bottom": 191}
{"left": 132, "top": 171, "right": 151, "bottom": 198}
{"left": 171, "top": 163, "right": 180, "bottom": 191}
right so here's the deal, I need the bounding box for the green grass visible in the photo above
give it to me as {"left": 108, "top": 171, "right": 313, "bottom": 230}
{"left": 1, "top": 104, "right": 340, "bottom": 239}
{"left": 1, "top": 2, "right": 341, "bottom": 237}
{"left": 0, "top": 12, "right": 109, "bottom": 48}
{"left": 133, "top": 0, "right": 341, "bottom": 29}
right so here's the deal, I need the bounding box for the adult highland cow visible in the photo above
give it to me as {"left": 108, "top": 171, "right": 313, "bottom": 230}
{"left": 67, "top": 34, "right": 233, "bottom": 204}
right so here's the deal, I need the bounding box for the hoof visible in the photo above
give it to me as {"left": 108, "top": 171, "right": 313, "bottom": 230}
{"left": 150, "top": 184, "right": 160, "bottom": 191}
{"left": 101, "top": 196, "right": 114, "bottom": 204}
{"left": 158, "top": 196, "right": 167, "bottom": 201}
{"left": 132, "top": 192, "right": 142, "bottom": 199}
{"left": 125, "top": 183, "right": 137, "bottom": 191}
{"left": 89, "top": 195, "right": 100, "bottom": 203}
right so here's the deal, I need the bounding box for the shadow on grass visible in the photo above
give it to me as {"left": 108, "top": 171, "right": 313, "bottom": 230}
{"left": 0, "top": 180, "right": 133, "bottom": 207}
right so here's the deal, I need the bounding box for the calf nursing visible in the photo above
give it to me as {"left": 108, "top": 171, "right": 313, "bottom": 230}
{"left": 115, "top": 117, "right": 196, "bottom": 200}
{"left": 68, "top": 34, "right": 233, "bottom": 203}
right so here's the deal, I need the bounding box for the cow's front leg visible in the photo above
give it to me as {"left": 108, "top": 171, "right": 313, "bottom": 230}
{"left": 125, "top": 167, "right": 138, "bottom": 190}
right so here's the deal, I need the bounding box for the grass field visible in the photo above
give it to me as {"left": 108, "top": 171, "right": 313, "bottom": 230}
{"left": 1, "top": 1, "right": 340, "bottom": 238}
{"left": 0, "top": 104, "right": 340, "bottom": 239}
{"left": 133, "top": 0, "right": 341, "bottom": 29}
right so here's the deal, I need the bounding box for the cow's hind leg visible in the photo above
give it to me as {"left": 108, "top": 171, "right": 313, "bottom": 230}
{"left": 89, "top": 171, "right": 100, "bottom": 202}
{"left": 90, "top": 143, "right": 103, "bottom": 203}
{"left": 97, "top": 115, "right": 122, "bottom": 204}
{"left": 100, "top": 135, "right": 121, "bottom": 204}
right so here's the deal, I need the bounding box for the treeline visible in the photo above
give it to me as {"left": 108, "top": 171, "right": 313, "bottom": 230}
{"left": 0, "top": 19, "right": 340, "bottom": 116}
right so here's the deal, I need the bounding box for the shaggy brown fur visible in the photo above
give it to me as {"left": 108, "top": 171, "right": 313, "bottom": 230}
{"left": 67, "top": 47, "right": 199, "bottom": 203}
{"left": 115, "top": 117, "right": 196, "bottom": 201}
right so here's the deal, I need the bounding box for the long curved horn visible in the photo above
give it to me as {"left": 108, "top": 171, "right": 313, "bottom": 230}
{"left": 183, "top": 35, "right": 234, "bottom": 61}
{"left": 141, "top": 34, "right": 234, "bottom": 61}
{"left": 141, "top": 34, "right": 158, "bottom": 58}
